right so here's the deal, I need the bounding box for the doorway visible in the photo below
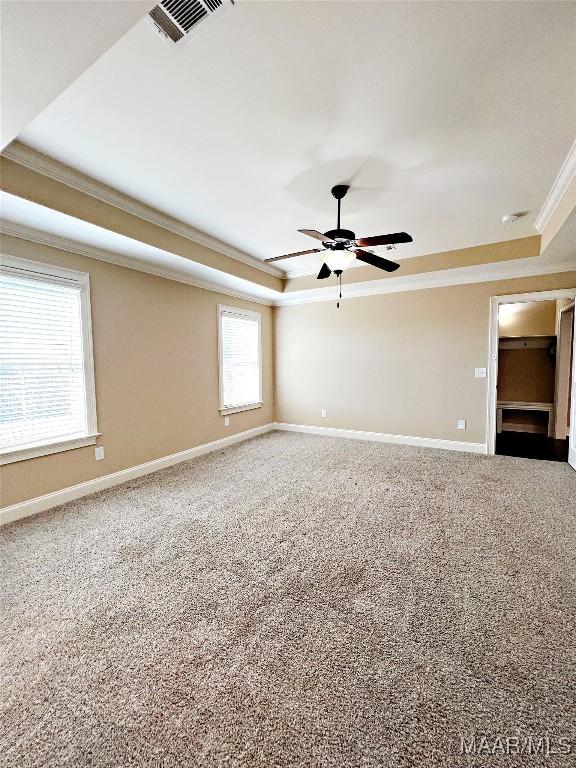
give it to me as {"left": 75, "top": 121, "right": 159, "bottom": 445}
{"left": 487, "top": 290, "right": 576, "bottom": 467}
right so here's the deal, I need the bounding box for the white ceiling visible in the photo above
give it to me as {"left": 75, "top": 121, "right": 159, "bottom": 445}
{"left": 0, "top": 0, "right": 152, "bottom": 149}
{"left": 12, "top": 1, "right": 576, "bottom": 274}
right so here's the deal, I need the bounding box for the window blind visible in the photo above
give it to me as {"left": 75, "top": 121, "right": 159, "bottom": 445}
{"left": 220, "top": 310, "right": 261, "bottom": 410}
{"left": 0, "top": 270, "right": 89, "bottom": 453}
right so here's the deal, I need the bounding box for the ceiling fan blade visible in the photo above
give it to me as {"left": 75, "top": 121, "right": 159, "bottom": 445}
{"left": 298, "top": 229, "right": 334, "bottom": 243}
{"left": 317, "top": 263, "right": 332, "bottom": 280}
{"left": 354, "top": 249, "right": 400, "bottom": 273}
{"left": 355, "top": 232, "right": 413, "bottom": 247}
{"left": 265, "top": 248, "right": 323, "bottom": 263}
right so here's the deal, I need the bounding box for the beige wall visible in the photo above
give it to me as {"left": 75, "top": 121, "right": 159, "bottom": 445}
{"left": 2, "top": 233, "right": 574, "bottom": 510}
{"left": 497, "top": 348, "right": 555, "bottom": 403}
{"left": 498, "top": 299, "right": 557, "bottom": 337}
{"left": 497, "top": 299, "right": 557, "bottom": 404}
{"left": 0, "top": 235, "right": 274, "bottom": 507}
{"left": 275, "top": 273, "right": 576, "bottom": 445}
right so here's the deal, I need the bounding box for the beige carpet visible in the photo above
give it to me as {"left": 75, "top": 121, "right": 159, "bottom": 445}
{"left": 1, "top": 432, "right": 575, "bottom": 767}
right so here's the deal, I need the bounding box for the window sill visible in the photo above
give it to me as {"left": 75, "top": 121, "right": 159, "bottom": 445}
{"left": 0, "top": 434, "right": 100, "bottom": 465}
{"left": 219, "top": 402, "right": 263, "bottom": 416}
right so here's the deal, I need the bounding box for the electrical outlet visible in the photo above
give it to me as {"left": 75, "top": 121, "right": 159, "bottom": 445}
{"left": 475, "top": 367, "right": 487, "bottom": 378}
{"left": 457, "top": 420, "right": 466, "bottom": 431}
{"left": 224, "top": 416, "right": 230, "bottom": 427}
{"left": 321, "top": 409, "right": 327, "bottom": 418}
{"left": 95, "top": 446, "right": 105, "bottom": 461}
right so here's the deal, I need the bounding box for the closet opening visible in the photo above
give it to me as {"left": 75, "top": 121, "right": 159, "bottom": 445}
{"left": 488, "top": 293, "right": 575, "bottom": 464}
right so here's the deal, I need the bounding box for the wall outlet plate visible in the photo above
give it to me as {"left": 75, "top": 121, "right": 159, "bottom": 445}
{"left": 475, "top": 367, "right": 487, "bottom": 378}
{"left": 224, "top": 416, "right": 230, "bottom": 427}
{"left": 95, "top": 446, "right": 105, "bottom": 461}
{"left": 457, "top": 420, "right": 466, "bottom": 431}
{"left": 321, "top": 409, "right": 327, "bottom": 418}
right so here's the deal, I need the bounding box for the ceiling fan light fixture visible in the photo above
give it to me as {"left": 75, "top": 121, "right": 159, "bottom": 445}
{"left": 324, "top": 250, "right": 356, "bottom": 272}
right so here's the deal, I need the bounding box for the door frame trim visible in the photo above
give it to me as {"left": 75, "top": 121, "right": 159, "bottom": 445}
{"left": 554, "top": 301, "right": 575, "bottom": 439}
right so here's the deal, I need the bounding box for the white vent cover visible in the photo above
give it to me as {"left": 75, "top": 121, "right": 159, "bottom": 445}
{"left": 149, "top": 0, "right": 232, "bottom": 44}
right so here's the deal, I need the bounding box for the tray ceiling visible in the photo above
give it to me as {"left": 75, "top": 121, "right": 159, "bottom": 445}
{"left": 12, "top": 1, "right": 576, "bottom": 272}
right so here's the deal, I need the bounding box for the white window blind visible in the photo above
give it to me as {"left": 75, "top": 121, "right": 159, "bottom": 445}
{"left": 0, "top": 259, "right": 97, "bottom": 461}
{"left": 219, "top": 306, "right": 262, "bottom": 412}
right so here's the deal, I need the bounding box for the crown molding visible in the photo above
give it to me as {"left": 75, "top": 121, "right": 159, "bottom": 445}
{"left": 534, "top": 138, "right": 576, "bottom": 233}
{"left": 0, "top": 221, "right": 275, "bottom": 307}
{"left": 276, "top": 257, "right": 576, "bottom": 306}
{"left": 1, "top": 141, "right": 283, "bottom": 279}
{"left": 3, "top": 220, "right": 572, "bottom": 310}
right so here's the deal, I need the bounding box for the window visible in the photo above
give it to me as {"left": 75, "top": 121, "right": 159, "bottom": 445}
{"left": 218, "top": 305, "right": 262, "bottom": 414}
{"left": 0, "top": 255, "right": 98, "bottom": 464}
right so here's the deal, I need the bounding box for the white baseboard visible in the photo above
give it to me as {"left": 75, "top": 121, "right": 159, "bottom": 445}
{"left": 1, "top": 421, "right": 487, "bottom": 527}
{"left": 0, "top": 423, "right": 274, "bottom": 526}
{"left": 273, "top": 422, "right": 488, "bottom": 454}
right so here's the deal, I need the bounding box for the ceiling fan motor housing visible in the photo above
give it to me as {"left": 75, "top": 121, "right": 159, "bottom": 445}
{"left": 323, "top": 229, "right": 356, "bottom": 248}
{"left": 331, "top": 184, "right": 350, "bottom": 200}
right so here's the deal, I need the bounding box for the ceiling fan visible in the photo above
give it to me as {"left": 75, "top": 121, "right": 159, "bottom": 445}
{"left": 265, "top": 185, "right": 413, "bottom": 300}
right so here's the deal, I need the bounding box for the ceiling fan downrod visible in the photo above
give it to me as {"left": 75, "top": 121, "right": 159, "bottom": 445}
{"left": 331, "top": 184, "right": 349, "bottom": 236}
{"left": 330, "top": 186, "right": 349, "bottom": 309}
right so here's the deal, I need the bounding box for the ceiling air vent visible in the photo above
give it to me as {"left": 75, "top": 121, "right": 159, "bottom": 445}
{"left": 149, "top": 0, "right": 231, "bottom": 44}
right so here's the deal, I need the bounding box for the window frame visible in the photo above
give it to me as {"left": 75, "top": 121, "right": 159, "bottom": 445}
{"left": 0, "top": 254, "right": 99, "bottom": 465}
{"left": 217, "top": 304, "right": 263, "bottom": 416}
